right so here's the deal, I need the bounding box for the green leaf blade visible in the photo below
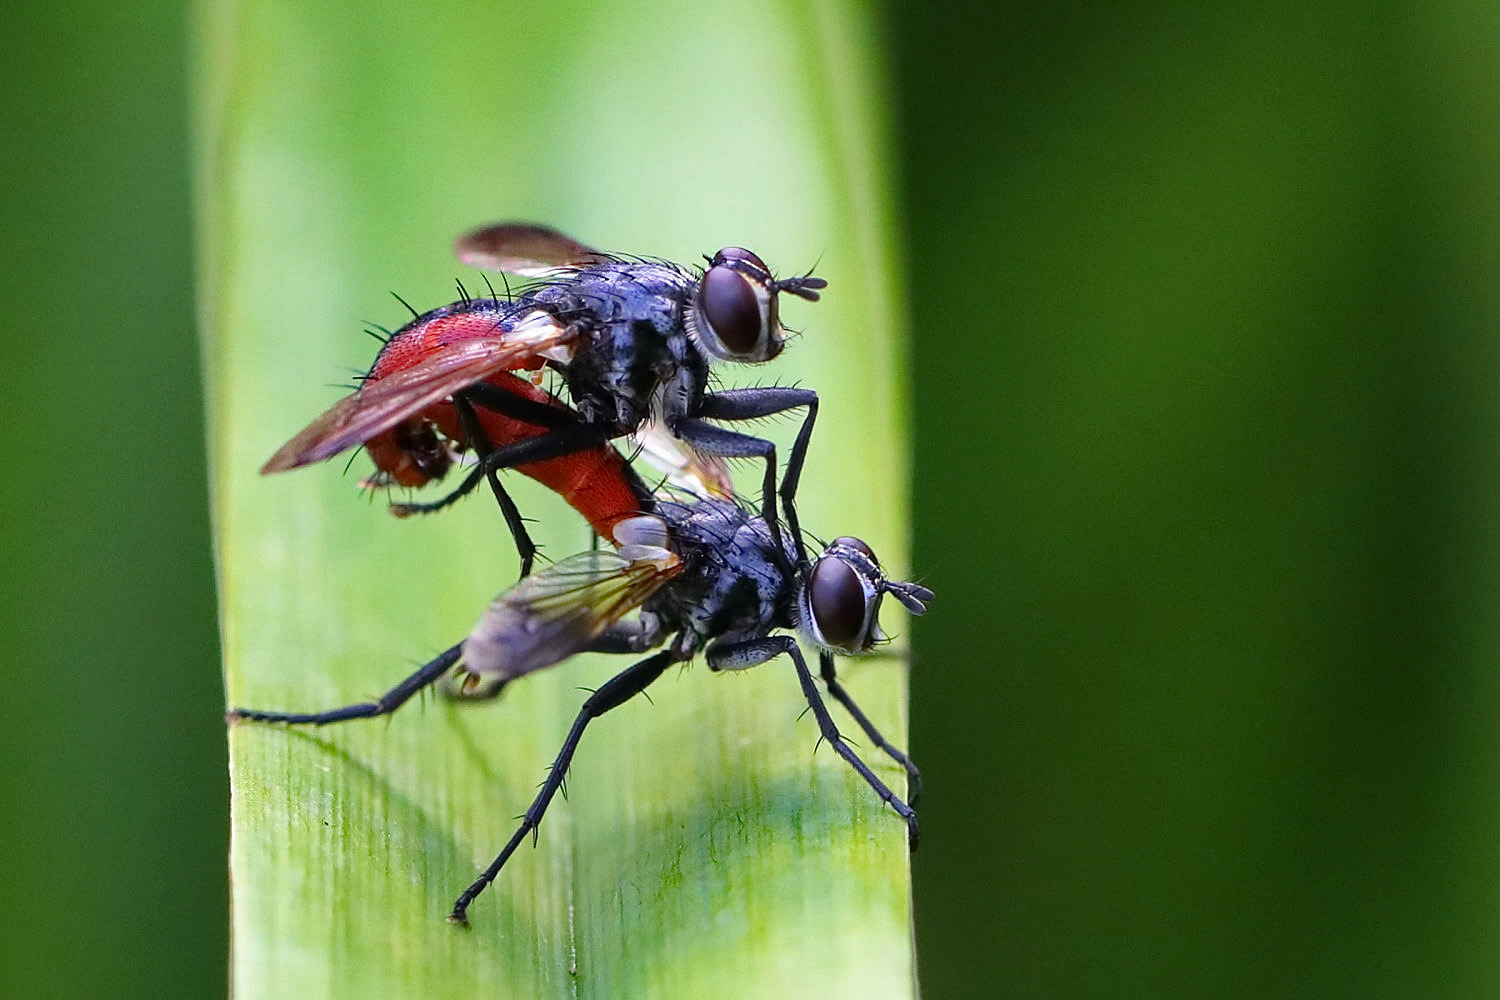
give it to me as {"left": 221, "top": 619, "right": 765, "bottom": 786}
{"left": 197, "top": 2, "right": 918, "bottom": 997}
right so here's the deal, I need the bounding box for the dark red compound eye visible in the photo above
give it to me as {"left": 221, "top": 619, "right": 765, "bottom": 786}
{"left": 700, "top": 265, "right": 763, "bottom": 356}
{"left": 809, "top": 556, "right": 869, "bottom": 650}
{"left": 833, "top": 536, "right": 878, "bottom": 563}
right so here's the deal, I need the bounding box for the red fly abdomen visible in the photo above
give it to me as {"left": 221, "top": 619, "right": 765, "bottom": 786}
{"left": 428, "top": 373, "right": 641, "bottom": 542}
{"left": 361, "top": 301, "right": 639, "bottom": 540}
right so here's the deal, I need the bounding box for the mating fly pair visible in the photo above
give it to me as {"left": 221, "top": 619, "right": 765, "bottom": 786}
{"left": 232, "top": 224, "right": 932, "bottom": 926}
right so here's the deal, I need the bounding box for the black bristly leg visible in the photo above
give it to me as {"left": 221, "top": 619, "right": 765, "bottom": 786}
{"left": 706, "top": 636, "right": 919, "bottom": 848}
{"left": 666, "top": 419, "right": 776, "bottom": 551}
{"left": 227, "top": 642, "right": 463, "bottom": 726}
{"left": 448, "top": 648, "right": 679, "bottom": 927}
{"left": 819, "top": 651, "right": 922, "bottom": 806}
{"left": 697, "top": 388, "right": 817, "bottom": 563}
{"left": 389, "top": 423, "right": 611, "bottom": 520}
{"left": 463, "top": 381, "right": 577, "bottom": 429}
{"left": 451, "top": 396, "right": 537, "bottom": 578}
{"left": 675, "top": 387, "right": 817, "bottom": 562}
{"left": 739, "top": 389, "right": 818, "bottom": 567}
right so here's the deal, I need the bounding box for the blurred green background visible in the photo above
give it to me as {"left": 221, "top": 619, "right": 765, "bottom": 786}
{"left": 6, "top": 1, "right": 1500, "bottom": 998}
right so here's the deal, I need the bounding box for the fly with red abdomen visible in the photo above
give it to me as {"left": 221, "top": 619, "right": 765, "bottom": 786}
{"left": 261, "top": 223, "right": 826, "bottom": 572}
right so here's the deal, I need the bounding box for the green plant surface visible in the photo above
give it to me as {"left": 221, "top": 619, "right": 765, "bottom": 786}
{"left": 195, "top": 2, "right": 918, "bottom": 997}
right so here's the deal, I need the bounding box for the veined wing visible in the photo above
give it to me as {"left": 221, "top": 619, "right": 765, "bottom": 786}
{"left": 261, "top": 317, "right": 575, "bottom": 474}
{"left": 462, "top": 540, "right": 680, "bottom": 681}
{"left": 455, "top": 222, "right": 610, "bottom": 276}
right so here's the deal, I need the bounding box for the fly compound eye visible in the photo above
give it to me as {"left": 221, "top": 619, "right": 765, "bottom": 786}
{"left": 833, "top": 536, "right": 878, "bottom": 564}
{"left": 694, "top": 264, "right": 773, "bottom": 360}
{"left": 689, "top": 245, "right": 787, "bottom": 362}
{"left": 808, "top": 555, "right": 874, "bottom": 652}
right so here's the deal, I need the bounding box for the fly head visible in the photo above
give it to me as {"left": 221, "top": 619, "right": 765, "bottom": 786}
{"left": 799, "top": 536, "right": 933, "bottom": 655}
{"left": 685, "top": 247, "right": 827, "bottom": 364}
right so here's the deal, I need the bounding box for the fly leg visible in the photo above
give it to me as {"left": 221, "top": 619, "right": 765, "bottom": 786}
{"left": 819, "top": 651, "right": 922, "bottom": 805}
{"left": 448, "top": 647, "right": 679, "bottom": 927}
{"left": 673, "top": 387, "right": 818, "bottom": 564}
{"left": 449, "top": 396, "right": 537, "bottom": 577}
{"left": 393, "top": 386, "right": 598, "bottom": 576}
{"left": 390, "top": 423, "right": 610, "bottom": 520}
{"left": 707, "top": 636, "right": 918, "bottom": 848}
{"left": 463, "top": 381, "right": 580, "bottom": 429}
{"left": 227, "top": 642, "right": 462, "bottom": 726}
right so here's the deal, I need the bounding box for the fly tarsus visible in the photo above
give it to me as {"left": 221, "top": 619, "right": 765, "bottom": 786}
{"left": 706, "top": 635, "right": 919, "bottom": 846}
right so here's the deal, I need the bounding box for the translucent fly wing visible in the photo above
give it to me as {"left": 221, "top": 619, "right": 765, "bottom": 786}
{"left": 629, "top": 419, "right": 735, "bottom": 499}
{"left": 261, "top": 318, "right": 574, "bottom": 474}
{"left": 455, "top": 222, "right": 611, "bottom": 277}
{"left": 462, "top": 544, "right": 680, "bottom": 681}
